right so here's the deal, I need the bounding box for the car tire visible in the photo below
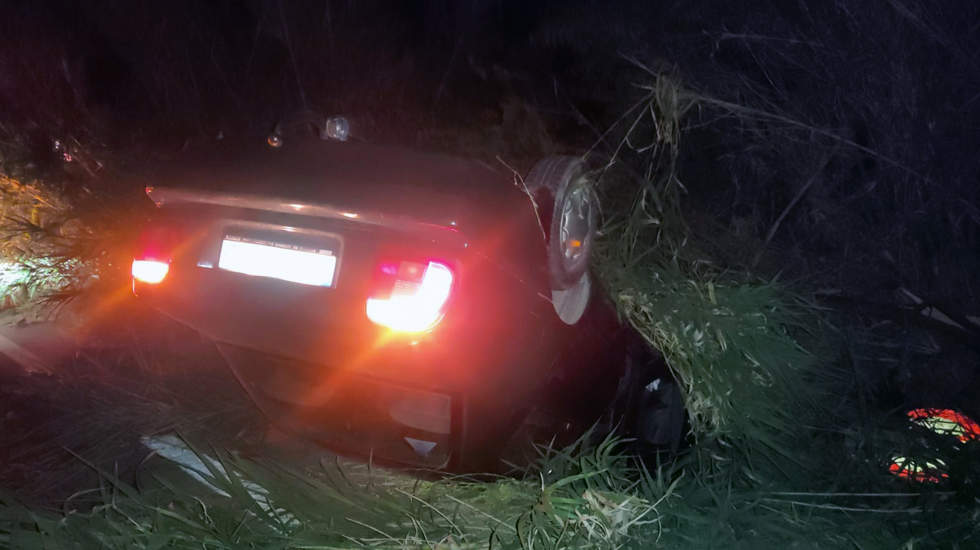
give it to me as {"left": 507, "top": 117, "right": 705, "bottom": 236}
{"left": 525, "top": 156, "right": 599, "bottom": 324}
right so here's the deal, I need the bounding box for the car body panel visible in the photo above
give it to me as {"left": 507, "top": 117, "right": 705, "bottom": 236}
{"left": 141, "top": 138, "right": 519, "bottom": 237}
{"left": 131, "top": 139, "right": 617, "bottom": 469}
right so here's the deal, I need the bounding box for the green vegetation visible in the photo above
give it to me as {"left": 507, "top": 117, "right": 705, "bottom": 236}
{"left": 0, "top": 267, "right": 974, "bottom": 548}
{"left": 2, "top": 1, "right": 979, "bottom": 547}
{"left": 2, "top": 78, "right": 977, "bottom": 549}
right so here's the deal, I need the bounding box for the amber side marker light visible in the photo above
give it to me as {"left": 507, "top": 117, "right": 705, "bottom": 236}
{"left": 131, "top": 259, "right": 170, "bottom": 284}
{"left": 888, "top": 408, "right": 979, "bottom": 483}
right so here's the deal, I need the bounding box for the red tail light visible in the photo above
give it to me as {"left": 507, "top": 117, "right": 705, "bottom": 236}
{"left": 132, "top": 259, "right": 170, "bottom": 284}
{"left": 366, "top": 260, "right": 454, "bottom": 332}
{"left": 132, "top": 225, "right": 178, "bottom": 285}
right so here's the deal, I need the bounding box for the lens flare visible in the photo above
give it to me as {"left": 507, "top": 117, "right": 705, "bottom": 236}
{"left": 366, "top": 261, "right": 453, "bottom": 332}
{"left": 131, "top": 260, "right": 169, "bottom": 284}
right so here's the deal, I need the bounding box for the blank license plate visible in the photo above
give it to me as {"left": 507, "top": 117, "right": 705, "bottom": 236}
{"left": 218, "top": 236, "right": 337, "bottom": 287}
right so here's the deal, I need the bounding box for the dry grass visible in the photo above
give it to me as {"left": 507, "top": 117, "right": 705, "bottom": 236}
{"left": 1, "top": 2, "right": 978, "bottom": 545}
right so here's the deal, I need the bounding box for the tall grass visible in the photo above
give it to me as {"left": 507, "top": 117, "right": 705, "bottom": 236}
{"left": 0, "top": 422, "right": 664, "bottom": 548}
{"left": 1, "top": 59, "right": 978, "bottom": 549}
{"left": 589, "top": 73, "right": 979, "bottom": 548}
{"left": 0, "top": 160, "right": 147, "bottom": 317}
{"left": 0, "top": 173, "right": 72, "bottom": 308}
{"left": 2, "top": 395, "right": 972, "bottom": 549}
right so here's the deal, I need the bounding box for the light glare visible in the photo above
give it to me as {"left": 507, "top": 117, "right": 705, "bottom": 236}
{"left": 132, "top": 260, "right": 169, "bottom": 284}
{"left": 366, "top": 261, "right": 453, "bottom": 332}
{"left": 218, "top": 239, "right": 336, "bottom": 287}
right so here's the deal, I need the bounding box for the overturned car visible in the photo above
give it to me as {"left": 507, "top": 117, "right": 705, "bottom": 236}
{"left": 130, "top": 121, "right": 684, "bottom": 471}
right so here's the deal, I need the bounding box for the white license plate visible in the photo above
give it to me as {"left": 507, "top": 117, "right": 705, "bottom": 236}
{"left": 218, "top": 236, "right": 337, "bottom": 287}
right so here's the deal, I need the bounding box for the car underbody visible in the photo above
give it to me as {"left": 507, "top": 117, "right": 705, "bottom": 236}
{"left": 130, "top": 137, "right": 683, "bottom": 471}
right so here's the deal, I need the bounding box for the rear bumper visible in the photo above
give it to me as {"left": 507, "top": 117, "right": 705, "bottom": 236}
{"left": 217, "top": 343, "right": 461, "bottom": 468}
{"left": 134, "top": 254, "right": 569, "bottom": 470}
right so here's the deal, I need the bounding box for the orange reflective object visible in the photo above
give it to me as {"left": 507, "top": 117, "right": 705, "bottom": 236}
{"left": 907, "top": 408, "right": 980, "bottom": 443}
{"left": 887, "top": 409, "right": 978, "bottom": 484}
{"left": 887, "top": 457, "right": 949, "bottom": 484}
{"left": 131, "top": 259, "right": 169, "bottom": 284}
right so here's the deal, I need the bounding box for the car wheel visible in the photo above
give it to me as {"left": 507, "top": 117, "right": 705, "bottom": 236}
{"left": 525, "top": 156, "right": 599, "bottom": 325}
